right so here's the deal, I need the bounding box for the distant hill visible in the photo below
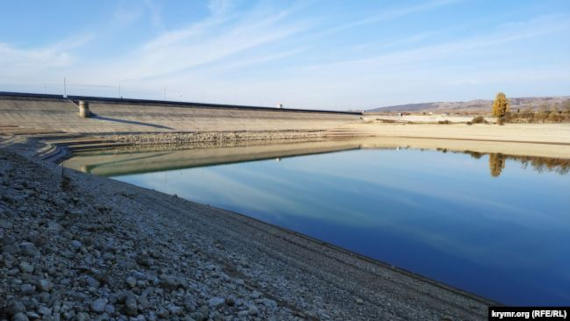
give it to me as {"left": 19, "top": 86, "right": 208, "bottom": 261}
{"left": 368, "top": 96, "right": 570, "bottom": 113}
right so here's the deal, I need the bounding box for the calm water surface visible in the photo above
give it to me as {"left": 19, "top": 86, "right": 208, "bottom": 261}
{"left": 112, "top": 149, "right": 570, "bottom": 305}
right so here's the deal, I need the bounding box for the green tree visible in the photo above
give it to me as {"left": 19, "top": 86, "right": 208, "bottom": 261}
{"left": 492, "top": 92, "right": 509, "bottom": 117}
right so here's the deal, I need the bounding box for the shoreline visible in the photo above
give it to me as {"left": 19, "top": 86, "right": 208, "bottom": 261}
{"left": 58, "top": 136, "right": 570, "bottom": 178}
{"left": 1, "top": 137, "right": 494, "bottom": 321}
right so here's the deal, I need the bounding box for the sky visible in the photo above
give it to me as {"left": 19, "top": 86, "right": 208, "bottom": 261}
{"left": 1, "top": 0, "right": 569, "bottom": 110}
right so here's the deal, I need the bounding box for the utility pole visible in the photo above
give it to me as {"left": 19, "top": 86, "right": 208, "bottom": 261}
{"left": 118, "top": 84, "right": 121, "bottom": 98}
{"left": 63, "top": 77, "right": 67, "bottom": 98}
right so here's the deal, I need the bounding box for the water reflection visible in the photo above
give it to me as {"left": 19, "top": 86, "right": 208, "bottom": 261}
{"left": 489, "top": 153, "right": 506, "bottom": 177}
{"left": 482, "top": 152, "right": 569, "bottom": 177}
{"left": 64, "top": 142, "right": 570, "bottom": 179}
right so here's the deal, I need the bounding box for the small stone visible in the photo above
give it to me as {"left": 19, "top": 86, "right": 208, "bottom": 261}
{"left": 84, "top": 276, "right": 100, "bottom": 288}
{"left": 20, "top": 242, "right": 39, "bottom": 257}
{"left": 38, "top": 279, "right": 52, "bottom": 292}
{"left": 135, "top": 254, "right": 153, "bottom": 267}
{"left": 250, "top": 291, "right": 262, "bottom": 299}
{"left": 159, "top": 275, "right": 179, "bottom": 290}
{"left": 355, "top": 297, "right": 364, "bottom": 305}
{"left": 126, "top": 276, "right": 137, "bottom": 288}
{"left": 6, "top": 300, "right": 26, "bottom": 315}
{"left": 183, "top": 296, "right": 197, "bottom": 311}
{"left": 0, "top": 219, "right": 13, "bottom": 228}
{"left": 76, "top": 312, "right": 90, "bottom": 321}
{"left": 156, "top": 308, "right": 169, "bottom": 318}
{"left": 261, "top": 298, "right": 277, "bottom": 310}
{"left": 38, "top": 307, "right": 51, "bottom": 315}
{"left": 12, "top": 312, "right": 29, "bottom": 321}
{"left": 208, "top": 297, "right": 225, "bottom": 308}
{"left": 211, "top": 312, "right": 224, "bottom": 321}
{"left": 47, "top": 221, "right": 62, "bottom": 232}
{"left": 125, "top": 295, "right": 138, "bottom": 316}
{"left": 19, "top": 262, "right": 34, "bottom": 273}
{"left": 191, "top": 305, "right": 209, "bottom": 321}
{"left": 167, "top": 304, "right": 182, "bottom": 315}
{"left": 248, "top": 304, "right": 259, "bottom": 316}
{"left": 20, "top": 283, "right": 36, "bottom": 294}
{"left": 91, "top": 298, "right": 107, "bottom": 313}
{"left": 70, "top": 240, "right": 82, "bottom": 251}
{"left": 104, "top": 304, "right": 115, "bottom": 314}
{"left": 225, "top": 296, "right": 235, "bottom": 307}
{"left": 38, "top": 292, "right": 50, "bottom": 303}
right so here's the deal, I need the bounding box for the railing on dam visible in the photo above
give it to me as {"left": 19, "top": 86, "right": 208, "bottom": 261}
{"left": 0, "top": 91, "right": 362, "bottom": 116}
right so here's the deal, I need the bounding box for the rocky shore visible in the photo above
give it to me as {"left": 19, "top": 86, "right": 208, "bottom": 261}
{"left": 0, "top": 140, "right": 491, "bottom": 321}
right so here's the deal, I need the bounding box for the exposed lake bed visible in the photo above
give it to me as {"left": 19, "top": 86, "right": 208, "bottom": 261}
{"left": 1, "top": 139, "right": 496, "bottom": 321}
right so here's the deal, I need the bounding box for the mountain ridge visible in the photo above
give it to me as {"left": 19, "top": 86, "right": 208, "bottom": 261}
{"left": 368, "top": 96, "right": 570, "bottom": 113}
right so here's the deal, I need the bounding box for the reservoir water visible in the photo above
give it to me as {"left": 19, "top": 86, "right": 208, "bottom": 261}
{"left": 71, "top": 146, "right": 570, "bottom": 305}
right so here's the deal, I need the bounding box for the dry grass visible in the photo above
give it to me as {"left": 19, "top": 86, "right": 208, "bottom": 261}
{"left": 503, "top": 104, "right": 570, "bottom": 123}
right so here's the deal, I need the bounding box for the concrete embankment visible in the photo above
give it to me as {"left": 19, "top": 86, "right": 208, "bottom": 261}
{"left": 0, "top": 94, "right": 361, "bottom": 135}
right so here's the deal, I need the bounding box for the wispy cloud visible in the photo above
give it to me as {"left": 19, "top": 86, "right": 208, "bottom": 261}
{"left": 0, "top": 34, "right": 92, "bottom": 81}
{"left": 314, "top": 0, "right": 462, "bottom": 38}
{"left": 89, "top": 3, "right": 311, "bottom": 82}
{"left": 113, "top": 3, "right": 145, "bottom": 26}
{"left": 306, "top": 14, "right": 570, "bottom": 72}
{"left": 143, "top": 0, "right": 165, "bottom": 30}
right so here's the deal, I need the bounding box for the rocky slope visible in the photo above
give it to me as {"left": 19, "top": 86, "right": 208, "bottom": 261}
{"left": 0, "top": 140, "right": 491, "bottom": 321}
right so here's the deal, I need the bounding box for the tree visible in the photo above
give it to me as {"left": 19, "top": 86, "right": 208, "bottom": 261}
{"left": 492, "top": 92, "right": 509, "bottom": 117}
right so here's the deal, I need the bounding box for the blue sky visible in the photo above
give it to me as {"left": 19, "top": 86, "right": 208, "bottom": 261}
{"left": 1, "top": 0, "right": 569, "bottom": 109}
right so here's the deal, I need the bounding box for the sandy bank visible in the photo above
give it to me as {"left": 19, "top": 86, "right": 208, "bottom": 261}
{"left": 328, "top": 123, "right": 570, "bottom": 158}
{"left": 333, "top": 122, "right": 570, "bottom": 144}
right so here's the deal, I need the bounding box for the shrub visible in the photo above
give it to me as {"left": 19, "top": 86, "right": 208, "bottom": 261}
{"left": 548, "top": 110, "right": 563, "bottom": 122}
{"left": 471, "top": 116, "right": 486, "bottom": 124}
